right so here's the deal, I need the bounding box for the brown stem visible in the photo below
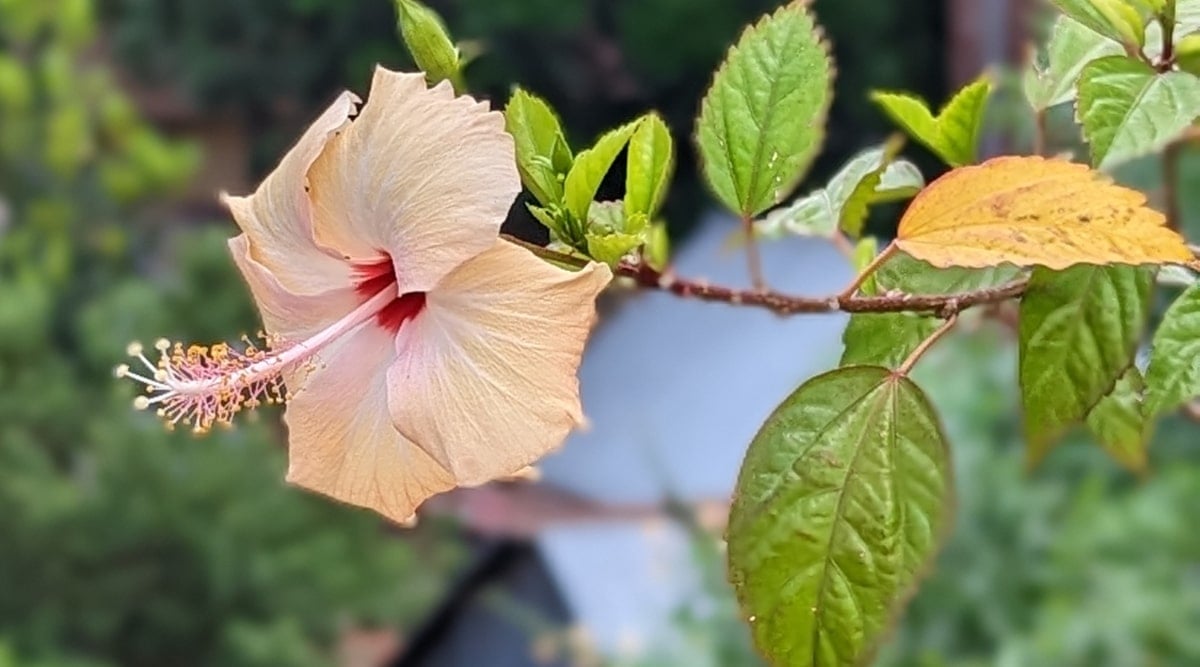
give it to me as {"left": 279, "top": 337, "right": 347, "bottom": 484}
{"left": 504, "top": 234, "right": 1029, "bottom": 317}
{"left": 830, "top": 232, "right": 856, "bottom": 260}
{"left": 896, "top": 314, "right": 959, "bottom": 376}
{"left": 1128, "top": 43, "right": 1156, "bottom": 68}
{"left": 1162, "top": 127, "right": 1200, "bottom": 231}
{"left": 1165, "top": 139, "right": 1182, "bottom": 232}
{"left": 1183, "top": 400, "right": 1200, "bottom": 424}
{"left": 838, "top": 241, "right": 897, "bottom": 300}
{"left": 1161, "top": 6, "right": 1177, "bottom": 71}
{"left": 507, "top": 236, "right": 591, "bottom": 267}
{"left": 742, "top": 214, "right": 766, "bottom": 290}
{"left": 617, "top": 257, "right": 1026, "bottom": 317}
{"left": 1032, "top": 108, "right": 1047, "bottom": 157}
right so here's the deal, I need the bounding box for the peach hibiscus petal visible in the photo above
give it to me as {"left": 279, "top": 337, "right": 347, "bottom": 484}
{"left": 228, "top": 234, "right": 359, "bottom": 341}
{"left": 307, "top": 66, "right": 519, "bottom": 294}
{"left": 222, "top": 91, "right": 360, "bottom": 296}
{"left": 386, "top": 240, "right": 612, "bottom": 485}
{"left": 284, "top": 322, "right": 456, "bottom": 523}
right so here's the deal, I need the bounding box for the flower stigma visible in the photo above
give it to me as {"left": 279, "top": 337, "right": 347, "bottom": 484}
{"left": 117, "top": 282, "right": 411, "bottom": 433}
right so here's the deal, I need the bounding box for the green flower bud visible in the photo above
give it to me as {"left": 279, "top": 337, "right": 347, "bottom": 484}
{"left": 395, "top": 0, "right": 462, "bottom": 90}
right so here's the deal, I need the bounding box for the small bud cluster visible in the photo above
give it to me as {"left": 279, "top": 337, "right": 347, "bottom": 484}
{"left": 116, "top": 335, "right": 291, "bottom": 433}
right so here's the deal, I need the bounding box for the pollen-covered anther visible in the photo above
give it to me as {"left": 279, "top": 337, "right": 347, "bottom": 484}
{"left": 118, "top": 335, "right": 294, "bottom": 434}
{"left": 119, "top": 282, "right": 403, "bottom": 434}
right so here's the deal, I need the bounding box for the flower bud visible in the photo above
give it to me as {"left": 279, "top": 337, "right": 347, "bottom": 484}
{"left": 394, "top": 0, "right": 462, "bottom": 90}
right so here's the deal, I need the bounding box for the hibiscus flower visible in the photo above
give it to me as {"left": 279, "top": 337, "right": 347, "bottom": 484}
{"left": 117, "top": 67, "right": 611, "bottom": 523}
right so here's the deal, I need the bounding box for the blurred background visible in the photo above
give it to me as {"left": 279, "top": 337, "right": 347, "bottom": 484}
{"left": 1, "top": 0, "right": 1199, "bottom": 666}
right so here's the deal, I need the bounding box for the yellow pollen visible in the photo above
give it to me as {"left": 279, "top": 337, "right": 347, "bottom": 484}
{"left": 119, "top": 333, "right": 292, "bottom": 433}
{"left": 118, "top": 280, "right": 402, "bottom": 434}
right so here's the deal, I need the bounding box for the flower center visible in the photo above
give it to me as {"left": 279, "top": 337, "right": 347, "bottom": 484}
{"left": 117, "top": 256, "right": 427, "bottom": 434}
{"left": 352, "top": 256, "right": 427, "bottom": 334}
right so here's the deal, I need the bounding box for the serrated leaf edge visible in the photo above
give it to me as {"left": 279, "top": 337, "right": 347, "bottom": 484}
{"left": 727, "top": 367, "right": 955, "bottom": 667}
{"left": 694, "top": 0, "right": 836, "bottom": 217}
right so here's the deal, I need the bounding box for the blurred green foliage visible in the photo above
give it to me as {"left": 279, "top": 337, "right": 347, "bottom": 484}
{"left": 629, "top": 326, "right": 1200, "bottom": 667}
{"left": 0, "top": 1, "right": 459, "bottom": 665}
{"left": 11, "top": 0, "right": 1197, "bottom": 665}
{"left": 97, "top": 0, "right": 943, "bottom": 235}
{"left": 635, "top": 72, "right": 1200, "bottom": 663}
{"left": 878, "top": 327, "right": 1200, "bottom": 667}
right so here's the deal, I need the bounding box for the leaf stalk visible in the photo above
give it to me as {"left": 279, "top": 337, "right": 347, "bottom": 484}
{"left": 896, "top": 314, "right": 958, "bottom": 376}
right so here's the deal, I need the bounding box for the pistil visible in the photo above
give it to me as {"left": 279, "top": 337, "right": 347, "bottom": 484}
{"left": 117, "top": 284, "right": 398, "bottom": 433}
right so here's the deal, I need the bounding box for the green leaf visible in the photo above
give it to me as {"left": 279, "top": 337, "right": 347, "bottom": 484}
{"left": 1177, "top": 0, "right": 1200, "bottom": 34}
{"left": 841, "top": 315, "right": 942, "bottom": 369}
{"left": 564, "top": 119, "right": 641, "bottom": 223}
{"left": 586, "top": 233, "right": 642, "bottom": 266}
{"left": 1051, "top": 0, "right": 1147, "bottom": 47}
{"left": 1133, "top": 0, "right": 1169, "bottom": 14}
{"left": 841, "top": 253, "right": 1019, "bottom": 368}
{"left": 526, "top": 203, "right": 567, "bottom": 240}
{"left": 505, "top": 89, "right": 573, "bottom": 207}
{"left": 853, "top": 237, "right": 880, "bottom": 294}
{"left": 1077, "top": 55, "right": 1200, "bottom": 169}
{"left": 871, "top": 76, "right": 992, "bottom": 167}
{"left": 1145, "top": 283, "right": 1200, "bottom": 416}
{"left": 874, "top": 252, "right": 1022, "bottom": 295}
{"left": 1128, "top": 0, "right": 1169, "bottom": 15}
{"left": 1141, "top": 2, "right": 1186, "bottom": 58}
{"left": 1174, "top": 32, "right": 1200, "bottom": 75}
{"left": 876, "top": 161, "right": 926, "bottom": 202}
{"left": 728, "top": 367, "right": 951, "bottom": 667}
{"left": 587, "top": 200, "right": 631, "bottom": 234}
{"left": 395, "top": 0, "right": 462, "bottom": 89}
{"left": 757, "top": 140, "right": 923, "bottom": 240}
{"left": 1158, "top": 263, "right": 1198, "bottom": 287}
{"left": 643, "top": 221, "right": 671, "bottom": 271}
{"left": 1086, "top": 366, "right": 1152, "bottom": 473}
{"left": 1024, "top": 16, "right": 1124, "bottom": 110}
{"left": 1019, "top": 265, "right": 1152, "bottom": 464}
{"left": 624, "top": 113, "right": 674, "bottom": 219}
{"left": 695, "top": 1, "right": 833, "bottom": 217}
{"left": 838, "top": 152, "right": 922, "bottom": 238}
{"left": 583, "top": 201, "right": 648, "bottom": 265}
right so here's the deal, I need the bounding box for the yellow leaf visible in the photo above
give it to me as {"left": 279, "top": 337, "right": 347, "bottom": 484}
{"left": 896, "top": 156, "right": 1192, "bottom": 269}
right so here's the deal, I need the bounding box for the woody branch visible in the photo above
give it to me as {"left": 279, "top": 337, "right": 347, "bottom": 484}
{"left": 504, "top": 235, "right": 1029, "bottom": 318}
{"left": 615, "top": 256, "right": 1027, "bottom": 317}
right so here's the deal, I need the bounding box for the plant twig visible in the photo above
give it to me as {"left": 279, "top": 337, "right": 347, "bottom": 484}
{"left": 830, "top": 232, "right": 856, "bottom": 260}
{"left": 619, "top": 259, "right": 1027, "bottom": 315}
{"left": 837, "top": 241, "right": 897, "bottom": 300}
{"left": 1182, "top": 399, "right": 1200, "bottom": 424}
{"left": 507, "top": 236, "right": 591, "bottom": 267}
{"left": 1166, "top": 140, "right": 1182, "bottom": 231}
{"left": 742, "top": 214, "right": 766, "bottom": 290}
{"left": 504, "top": 235, "right": 1029, "bottom": 317}
{"left": 1032, "top": 108, "right": 1047, "bottom": 157}
{"left": 1163, "top": 127, "right": 1200, "bottom": 231}
{"left": 1160, "top": 5, "right": 1177, "bottom": 71}
{"left": 896, "top": 314, "right": 959, "bottom": 376}
{"left": 1129, "top": 43, "right": 1156, "bottom": 68}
